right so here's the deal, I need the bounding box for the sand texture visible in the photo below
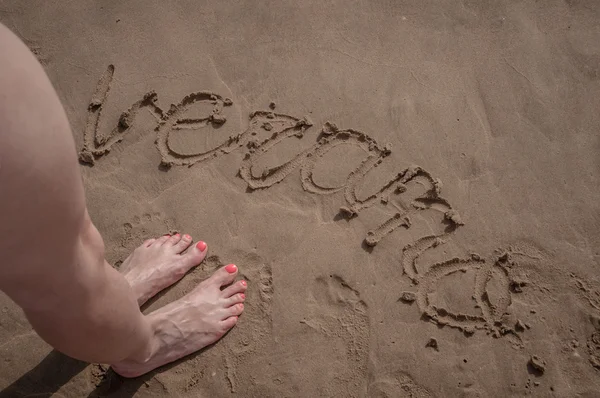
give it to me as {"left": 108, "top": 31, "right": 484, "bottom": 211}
{"left": 1, "top": 0, "right": 600, "bottom": 396}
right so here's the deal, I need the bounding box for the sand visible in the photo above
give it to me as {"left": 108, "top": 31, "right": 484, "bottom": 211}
{"left": 0, "top": 0, "right": 599, "bottom": 396}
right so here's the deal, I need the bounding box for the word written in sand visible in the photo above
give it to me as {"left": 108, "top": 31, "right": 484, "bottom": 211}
{"left": 79, "top": 65, "right": 464, "bottom": 248}
{"left": 80, "top": 65, "right": 535, "bottom": 340}
{"left": 400, "top": 239, "right": 542, "bottom": 346}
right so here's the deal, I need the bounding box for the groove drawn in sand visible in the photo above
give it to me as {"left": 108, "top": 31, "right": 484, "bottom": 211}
{"left": 79, "top": 64, "right": 235, "bottom": 166}
{"left": 587, "top": 330, "right": 600, "bottom": 370}
{"left": 240, "top": 120, "right": 462, "bottom": 247}
{"left": 77, "top": 66, "right": 554, "bottom": 351}
{"left": 79, "top": 65, "right": 464, "bottom": 247}
{"left": 401, "top": 243, "right": 541, "bottom": 342}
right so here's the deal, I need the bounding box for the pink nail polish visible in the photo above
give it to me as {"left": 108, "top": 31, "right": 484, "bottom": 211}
{"left": 240, "top": 280, "right": 247, "bottom": 286}
{"left": 184, "top": 234, "right": 191, "bottom": 240}
{"left": 240, "top": 294, "right": 245, "bottom": 300}
{"left": 225, "top": 264, "right": 237, "bottom": 273}
{"left": 174, "top": 233, "right": 180, "bottom": 237}
{"left": 196, "top": 241, "right": 207, "bottom": 251}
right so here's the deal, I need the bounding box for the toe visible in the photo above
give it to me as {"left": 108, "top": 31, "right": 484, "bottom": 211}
{"left": 173, "top": 234, "right": 193, "bottom": 254}
{"left": 205, "top": 264, "right": 238, "bottom": 288}
{"left": 154, "top": 234, "right": 171, "bottom": 246}
{"left": 219, "top": 316, "right": 238, "bottom": 334}
{"left": 180, "top": 240, "right": 208, "bottom": 269}
{"left": 221, "top": 280, "right": 247, "bottom": 298}
{"left": 223, "top": 293, "right": 245, "bottom": 307}
{"left": 165, "top": 233, "right": 181, "bottom": 246}
{"left": 143, "top": 238, "right": 156, "bottom": 247}
{"left": 223, "top": 303, "right": 244, "bottom": 319}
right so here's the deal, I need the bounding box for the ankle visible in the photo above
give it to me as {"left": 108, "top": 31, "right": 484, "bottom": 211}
{"left": 122, "top": 270, "right": 149, "bottom": 306}
{"left": 116, "top": 317, "right": 159, "bottom": 366}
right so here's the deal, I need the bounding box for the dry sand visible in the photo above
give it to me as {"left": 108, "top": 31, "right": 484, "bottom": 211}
{"left": 1, "top": 0, "right": 600, "bottom": 396}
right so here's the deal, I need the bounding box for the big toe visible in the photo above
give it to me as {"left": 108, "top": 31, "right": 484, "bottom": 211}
{"left": 180, "top": 240, "right": 208, "bottom": 267}
{"left": 205, "top": 264, "right": 238, "bottom": 288}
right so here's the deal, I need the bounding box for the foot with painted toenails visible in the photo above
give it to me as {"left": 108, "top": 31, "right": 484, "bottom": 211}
{"left": 113, "top": 234, "right": 247, "bottom": 377}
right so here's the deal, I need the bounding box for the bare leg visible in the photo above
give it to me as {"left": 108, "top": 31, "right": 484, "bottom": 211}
{"left": 0, "top": 23, "right": 246, "bottom": 376}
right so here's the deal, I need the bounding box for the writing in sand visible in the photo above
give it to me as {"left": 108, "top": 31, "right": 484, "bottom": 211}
{"left": 79, "top": 65, "right": 539, "bottom": 342}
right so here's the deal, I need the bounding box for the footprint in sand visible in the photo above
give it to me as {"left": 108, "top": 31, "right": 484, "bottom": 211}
{"left": 571, "top": 278, "right": 600, "bottom": 371}
{"left": 368, "top": 370, "right": 432, "bottom": 398}
{"left": 572, "top": 273, "right": 600, "bottom": 312}
{"left": 114, "top": 211, "right": 177, "bottom": 265}
{"left": 219, "top": 253, "right": 273, "bottom": 393}
{"left": 298, "top": 274, "right": 370, "bottom": 397}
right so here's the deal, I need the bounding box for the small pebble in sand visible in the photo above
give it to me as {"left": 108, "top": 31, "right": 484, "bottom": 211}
{"left": 529, "top": 355, "right": 546, "bottom": 375}
{"left": 399, "top": 291, "right": 416, "bottom": 303}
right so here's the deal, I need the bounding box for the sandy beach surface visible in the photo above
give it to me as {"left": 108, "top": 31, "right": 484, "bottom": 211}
{"left": 1, "top": 1, "right": 599, "bottom": 396}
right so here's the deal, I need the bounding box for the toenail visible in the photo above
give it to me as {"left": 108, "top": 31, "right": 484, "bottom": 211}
{"left": 240, "top": 294, "right": 245, "bottom": 300}
{"left": 225, "top": 264, "right": 237, "bottom": 273}
{"left": 240, "top": 280, "right": 247, "bottom": 286}
{"left": 174, "top": 233, "right": 180, "bottom": 237}
{"left": 196, "top": 241, "right": 207, "bottom": 251}
{"left": 184, "top": 234, "right": 191, "bottom": 240}
{"left": 239, "top": 304, "right": 244, "bottom": 309}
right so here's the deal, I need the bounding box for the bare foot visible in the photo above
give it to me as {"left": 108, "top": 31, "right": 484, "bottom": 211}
{"left": 112, "top": 264, "right": 247, "bottom": 377}
{"left": 120, "top": 233, "right": 208, "bottom": 306}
